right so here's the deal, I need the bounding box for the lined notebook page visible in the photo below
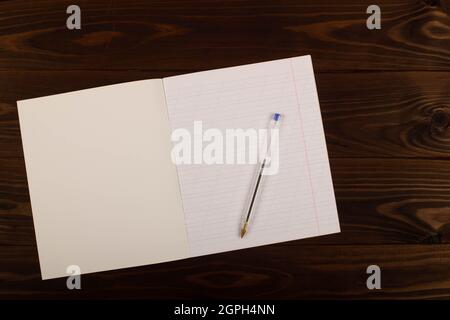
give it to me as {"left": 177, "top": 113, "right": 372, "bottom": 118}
{"left": 164, "top": 56, "right": 339, "bottom": 257}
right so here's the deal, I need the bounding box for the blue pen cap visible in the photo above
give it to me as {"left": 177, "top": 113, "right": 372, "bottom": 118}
{"left": 273, "top": 113, "right": 281, "bottom": 121}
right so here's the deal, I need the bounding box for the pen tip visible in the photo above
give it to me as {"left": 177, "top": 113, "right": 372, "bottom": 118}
{"left": 240, "top": 223, "right": 248, "bottom": 238}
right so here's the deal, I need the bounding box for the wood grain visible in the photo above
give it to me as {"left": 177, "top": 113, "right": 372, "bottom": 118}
{"left": 2, "top": 244, "right": 450, "bottom": 299}
{"left": 318, "top": 72, "right": 450, "bottom": 157}
{"left": 1, "top": 0, "right": 450, "bottom": 299}
{"left": 0, "top": 0, "right": 450, "bottom": 71}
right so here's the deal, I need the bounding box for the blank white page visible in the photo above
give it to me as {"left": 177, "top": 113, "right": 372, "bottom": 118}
{"left": 18, "top": 80, "right": 189, "bottom": 279}
{"left": 164, "top": 55, "right": 340, "bottom": 257}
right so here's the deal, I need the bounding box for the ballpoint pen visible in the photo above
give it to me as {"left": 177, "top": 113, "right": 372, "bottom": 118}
{"left": 240, "top": 113, "right": 281, "bottom": 238}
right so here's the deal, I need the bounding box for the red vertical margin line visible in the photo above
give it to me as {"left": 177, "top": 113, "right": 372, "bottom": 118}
{"left": 289, "top": 58, "right": 320, "bottom": 234}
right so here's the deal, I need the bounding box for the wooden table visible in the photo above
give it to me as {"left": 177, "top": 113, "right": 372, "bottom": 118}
{"left": 2, "top": 0, "right": 450, "bottom": 299}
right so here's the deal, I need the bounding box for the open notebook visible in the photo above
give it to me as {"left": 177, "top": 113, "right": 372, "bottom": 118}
{"left": 18, "top": 55, "right": 340, "bottom": 280}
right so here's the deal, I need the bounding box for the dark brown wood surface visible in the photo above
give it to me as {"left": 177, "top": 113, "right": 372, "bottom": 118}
{"left": 2, "top": 0, "right": 450, "bottom": 299}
